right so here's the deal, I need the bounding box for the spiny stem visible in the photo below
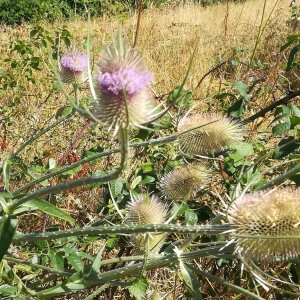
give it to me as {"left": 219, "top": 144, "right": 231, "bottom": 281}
{"left": 13, "top": 224, "right": 230, "bottom": 242}
{"left": 36, "top": 244, "right": 235, "bottom": 297}
{"left": 4, "top": 255, "right": 71, "bottom": 276}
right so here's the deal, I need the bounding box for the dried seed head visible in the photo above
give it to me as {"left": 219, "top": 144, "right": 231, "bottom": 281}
{"left": 126, "top": 194, "right": 167, "bottom": 253}
{"left": 160, "top": 164, "right": 211, "bottom": 201}
{"left": 60, "top": 49, "right": 88, "bottom": 83}
{"left": 227, "top": 188, "right": 300, "bottom": 262}
{"left": 177, "top": 113, "right": 243, "bottom": 155}
{"left": 93, "top": 32, "right": 155, "bottom": 130}
{"left": 126, "top": 194, "right": 167, "bottom": 225}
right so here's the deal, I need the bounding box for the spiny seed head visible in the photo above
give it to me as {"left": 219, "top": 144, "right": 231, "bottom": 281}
{"left": 126, "top": 194, "right": 167, "bottom": 225}
{"left": 177, "top": 112, "right": 243, "bottom": 155}
{"left": 60, "top": 49, "right": 88, "bottom": 83}
{"left": 93, "top": 32, "right": 155, "bottom": 130}
{"left": 126, "top": 194, "right": 167, "bottom": 253}
{"left": 227, "top": 188, "right": 300, "bottom": 262}
{"left": 160, "top": 164, "right": 211, "bottom": 201}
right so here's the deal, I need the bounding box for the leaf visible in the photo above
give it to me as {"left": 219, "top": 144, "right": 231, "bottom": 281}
{"left": 21, "top": 198, "right": 75, "bottom": 225}
{"left": 55, "top": 106, "right": 73, "bottom": 118}
{"left": 273, "top": 137, "right": 300, "bottom": 159}
{"left": 0, "top": 194, "right": 8, "bottom": 212}
{"left": 286, "top": 45, "right": 300, "bottom": 72}
{"left": 130, "top": 176, "right": 142, "bottom": 190}
{"left": 0, "top": 217, "right": 18, "bottom": 261}
{"left": 185, "top": 208, "right": 198, "bottom": 225}
{"left": 178, "top": 262, "right": 202, "bottom": 300}
{"left": 228, "top": 98, "right": 246, "bottom": 118}
{"left": 128, "top": 277, "right": 148, "bottom": 300}
{"left": 140, "top": 175, "right": 155, "bottom": 185}
{"left": 292, "top": 105, "right": 300, "bottom": 117}
{"left": 3, "top": 158, "right": 11, "bottom": 192}
{"left": 232, "top": 142, "right": 254, "bottom": 156}
{"left": 233, "top": 80, "right": 249, "bottom": 99}
{"left": 49, "top": 249, "right": 64, "bottom": 271}
{"left": 272, "top": 119, "right": 291, "bottom": 135}
{"left": 88, "top": 242, "right": 106, "bottom": 277}
{"left": 64, "top": 246, "right": 84, "bottom": 272}
{"left": 110, "top": 178, "right": 125, "bottom": 198}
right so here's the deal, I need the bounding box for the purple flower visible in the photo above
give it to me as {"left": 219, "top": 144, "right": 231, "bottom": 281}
{"left": 93, "top": 32, "right": 156, "bottom": 130}
{"left": 60, "top": 50, "right": 88, "bottom": 83}
{"left": 98, "top": 67, "right": 152, "bottom": 97}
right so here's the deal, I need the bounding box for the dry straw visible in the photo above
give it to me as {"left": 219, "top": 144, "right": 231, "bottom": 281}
{"left": 160, "top": 164, "right": 211, "bottom": 201}
{"left": 227, "top": 187, "right": 300, "bottom": 262}
{"left": 177, "top": 112, "right": 243, "bottom": 156}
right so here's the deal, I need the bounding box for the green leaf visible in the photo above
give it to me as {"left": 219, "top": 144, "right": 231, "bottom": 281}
{"left": 131, "top": 176, "right": 142, "bottom": 190}
{"left": 292, "top": 105, "right": 300, "bottom": 117}
{"left": 272, "top": 119, "right": 291, "bottom": 135}
{"left": 49, "top": 249, "right": 64, "bottom": 271}
{"left": 0, "top": 216, "right": 18, "bottom": 261}
{"left": 55, "top": 106, "right": 73, "bottom": 118}
{"left": 140, "top": 175, "right": 155, "bottom": 185}
{"left": 21, "top": 198, "right": 75, "bottom": 225}
{"left": 64, "top": 246, "right": 84, "bottom": 272}
{"left": 88, "top": 242, "right": 106, "bottom": 277}
{"left": 3, "top": 158, "right": 11, "bottom": 192}
{"left": 273, "top": 137, "right": 300, "bottom": 159}
{"left": 128, "top": 277, "right": 148, "bottom": 300}
{"left": 228, "top": 99, "right": 246, "bottom": 118}
{"left": 287, "top": 45, "right": 300, "bottom": 72}
{"left": 233, "top": 80, "right": 249, "bottom": 99}
{"left": 232, "top": 142, "right": 254, "bottom": 156}
{"left": 185, "top": 208, "right": 198, "bottom": 225}
{"left": 178, "top": 262, "right": 202, "bottom": 300}
{"left": 110, "top": 178, "right": 125, "bottom": 198}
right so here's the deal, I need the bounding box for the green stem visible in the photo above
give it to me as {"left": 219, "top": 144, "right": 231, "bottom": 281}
{"left": 4, "top": 255, "right": 71, "bottom": 276}
{"left": 36, "top": 244, "right": 235, "bottom": 297}
{"left": 13, "top": 224, "right": 229, "bottom": 242}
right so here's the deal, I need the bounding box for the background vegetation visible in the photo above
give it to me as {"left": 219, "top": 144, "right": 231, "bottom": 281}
{"left": 0, "top": 0, "right": 300, "bottom": 299}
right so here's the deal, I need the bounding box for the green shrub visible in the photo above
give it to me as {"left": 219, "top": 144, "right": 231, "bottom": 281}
{"left": 0, "top": 0, "right": 73, "bottom": 25}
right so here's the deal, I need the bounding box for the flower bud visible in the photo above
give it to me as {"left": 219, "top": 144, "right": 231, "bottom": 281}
{"left": 160, "top": 164, "right": 211, "bottom": 201}
{"left": 60, "top": 49, "right": 88, "bottom": 84}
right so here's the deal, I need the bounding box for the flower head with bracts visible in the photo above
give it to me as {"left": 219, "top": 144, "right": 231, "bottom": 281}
{"left": 226, "top": 187, "right": 300, "bottom": 292}
{"left": 93, "top": 32, "right": 157, "bottom": 132}
{"left": 60, "top": 48, "right": 88, "bottom": 84}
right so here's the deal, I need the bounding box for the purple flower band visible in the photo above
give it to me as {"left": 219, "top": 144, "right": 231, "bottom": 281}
{"left": 98, "top": 67, "right": 152, "bottom": 97}
{"left": 60, "top": 53, "right": 88, "bottom": 73}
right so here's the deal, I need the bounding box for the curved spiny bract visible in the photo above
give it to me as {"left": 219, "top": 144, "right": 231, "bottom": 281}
{"left": 160, "top": 164, "right": 211, "bottom": 201}
{"left": 227, "top": 187, "right": 300, "bottom": 262}
{"left": 178, "top": 112, "right": 243, "bottom": 156}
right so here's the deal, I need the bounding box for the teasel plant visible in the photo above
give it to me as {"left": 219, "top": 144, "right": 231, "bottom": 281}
{"left": 1, "top": 11, "right": 300, "bottom": 299}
